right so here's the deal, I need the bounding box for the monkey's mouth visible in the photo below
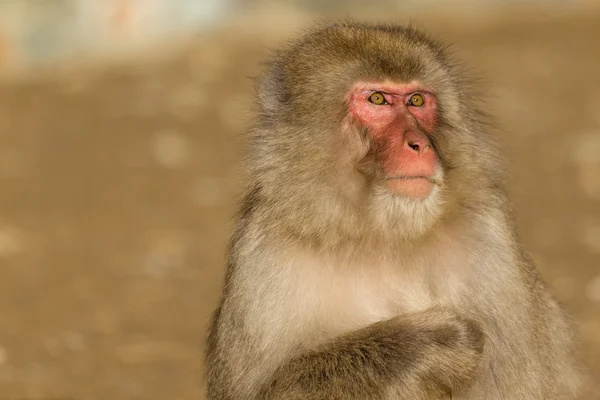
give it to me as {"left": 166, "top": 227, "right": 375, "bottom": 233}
{"left": 384, "top": 176, "right": 438, "bottom": 199}
{"left": 386, "top": 175, "right": 438, "bottom": 184}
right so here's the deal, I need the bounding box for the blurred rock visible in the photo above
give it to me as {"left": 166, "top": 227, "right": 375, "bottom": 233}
{"left": 0, "top": 365, "right": 16, "bottom": 382}
{"left": 150, "top": 129, "right": 189, "bottom": 169}
{"left": 190, "top": 176, "right": 224, "bottom": 207}
{"left": 91, "top": 308, "right": 119, "bottom": 335}
{"left": 0, "top": 346, "right": 7, "bottom": 365}
{"left": 552, "top": 276, "right": 579, "bottom": 300}
{"left": 70, "top": 276, "right": 95, "bottom": 301}
{"left": 116, "top": 341, "right": 190, "bottom": 364}
{"left": 574, "top": 132, "right": 600, "bottom": 156}
{"left": 591, "top": 95, "right": 600, "bottom": 126}
{"left": 0, "top": 0, "right": 232, "bottom": 76}
{"left": 0, "top": 226, "right": 24, "bottom": 257}
{"left": 0, "top": 149, "right": 35, "bottom": 178}
{"left": 581, "top": 319, "right": 600, "bottom": 345}
{"left": 168, "top": 85, "right": 207, "bottom": 120}
{"left": 217, "top": 92, "right": 253, "bottom": 133}
{"left": 188, "top": 43, "right": 228, "bottom": 85}
{"left": 43, "top": 336, "right": 61, "bottom": 357}
{"left": 582, "top": 220, "right": 600, "bottom": 254}
{"left": 573, "top": 131, "right": 600, "bottom": 200}
{"left": 532, "top": 218, "right": 560, "bottom": 247}
{"left": 143, "top": 231, "right": 187, "bottom": 278}
{"left": 43, "top": 331, "right": 86, "bottom": 356}
{"left": 63, "top": 331, "right": 86, "bottom": 352}
{"left": 585, "top": 275, "right": 600, "bottom": 303}
{"left": 60, "top": 73, "right": 95, "bottom": 95}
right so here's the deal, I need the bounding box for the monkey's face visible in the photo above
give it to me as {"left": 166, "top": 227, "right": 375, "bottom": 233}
{"left": 347, "top": 82, "right": 442, "bottom": 200}
{"left": 254, "top": 23, "right": 502, "bottom": 243}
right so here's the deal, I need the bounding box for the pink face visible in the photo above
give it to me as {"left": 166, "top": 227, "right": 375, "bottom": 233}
{"left": 348, "top": 82, "right": 439, "bottom": 199}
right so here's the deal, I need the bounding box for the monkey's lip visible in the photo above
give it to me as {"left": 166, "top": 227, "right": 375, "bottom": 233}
{"left": 384, "top": 176, "right": 437, "bottom": 199}
{"left": 385, "top": 175, "right": 438, "bottom": 184}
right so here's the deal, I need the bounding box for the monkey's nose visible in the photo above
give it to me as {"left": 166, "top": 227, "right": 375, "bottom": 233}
{"left": 408, "top": 141, "right": 421, "bottom": 152}
{"left": 406, "top": 139, "right": 430, "bottom": 154}
{"left": 404, "top": 130, "right": 431, "bottom": 155}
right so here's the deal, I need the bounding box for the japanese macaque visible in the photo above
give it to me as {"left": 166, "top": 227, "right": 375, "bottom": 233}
{"left": 205, "top": 22, "right": 581, "bottom": 399}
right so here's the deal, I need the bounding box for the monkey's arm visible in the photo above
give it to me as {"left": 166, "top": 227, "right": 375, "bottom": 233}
{"left": 262, "top": 307, "right": 484, "bottom": 400}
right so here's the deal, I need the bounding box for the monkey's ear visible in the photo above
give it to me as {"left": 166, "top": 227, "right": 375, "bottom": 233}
{"left": 256, "top": 60, "right": 289, "bottom": 116}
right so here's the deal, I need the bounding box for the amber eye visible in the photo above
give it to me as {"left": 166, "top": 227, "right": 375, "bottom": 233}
{"left": 368, "top": 92, "right": 387, "bottom": 105}
{"left": 408, "top": 93, "right": 425, "bottom": 107}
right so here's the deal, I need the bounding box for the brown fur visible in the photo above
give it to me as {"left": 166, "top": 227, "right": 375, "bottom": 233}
{"left": 205, "top": 22, "right": 581, "bottom": 399}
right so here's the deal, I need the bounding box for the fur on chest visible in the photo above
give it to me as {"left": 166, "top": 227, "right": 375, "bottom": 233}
{"left": 279, "top": 244, "right": 472, "bottom": 346}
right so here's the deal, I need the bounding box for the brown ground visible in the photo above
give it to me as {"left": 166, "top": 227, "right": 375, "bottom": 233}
{"left": 0, "top": 7, "right": 598, "bottom": 400}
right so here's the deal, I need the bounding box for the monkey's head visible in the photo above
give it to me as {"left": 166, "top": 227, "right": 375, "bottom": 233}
{"left": 251, "top": 22, "right": 504, "bottom": 246}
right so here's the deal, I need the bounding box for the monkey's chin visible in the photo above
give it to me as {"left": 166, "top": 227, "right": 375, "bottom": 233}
{"left": 368, "top": 181, "right": 444, "bottom": 241}
{"left": 385, "top": 177, "right": 435, "bottom": 200}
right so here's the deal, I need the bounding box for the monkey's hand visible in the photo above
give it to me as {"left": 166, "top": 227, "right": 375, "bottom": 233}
{"left": 404, "top": 307, "right": 485, "bottom": 397}
{"left": 263, "top": 307, "right": 484, "bottom": 400}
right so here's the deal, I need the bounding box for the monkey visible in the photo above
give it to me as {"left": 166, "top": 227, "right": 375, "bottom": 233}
{"left": 205, "top": 22, "right": 581, "bottom": 399}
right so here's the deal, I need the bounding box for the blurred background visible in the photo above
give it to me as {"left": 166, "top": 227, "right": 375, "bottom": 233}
{"left": 0, "top": 0, "right": 598, "bottom": 399}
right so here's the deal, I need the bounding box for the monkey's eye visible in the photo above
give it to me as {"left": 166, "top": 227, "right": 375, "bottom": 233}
{"left": 408, "top": 93, "right": 425, "bottom": 107}
{"left": 368, "top": 92, "right": 388, "bottom": 105}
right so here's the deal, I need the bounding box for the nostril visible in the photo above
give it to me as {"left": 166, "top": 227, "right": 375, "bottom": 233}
{"left": 408, "top": 142, "right": 420, "bottom": 152}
